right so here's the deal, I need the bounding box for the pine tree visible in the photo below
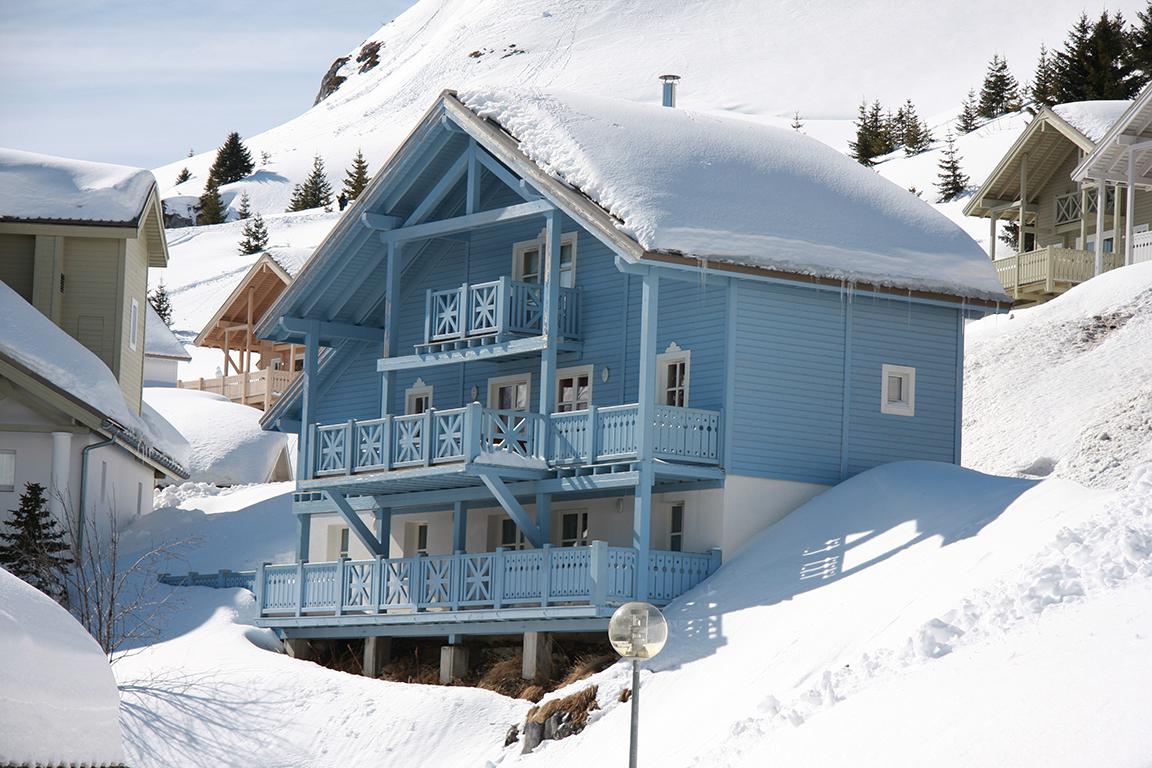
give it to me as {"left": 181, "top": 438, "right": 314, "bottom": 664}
{"left": 1131, "top": 2, "right": 1152, "bottom": 89}
{"left": 286, "top": 155, "right": 333, "bottom": 212}
{"left": 175, "top": 167, "right": 192, "bottom": 185}
{"left": 899, "top": 99, "right": 933, "bottom": 156}
{"left": 936, "top": 132, "right": 970, "bottom": 203}
{"left": 238, "top": 213, "right": 269, "bottom": 255}
{"left": 875, "top": 103, "right": 898, "bottom": 157}
{"left": 957, "top": 90, "right": 980, "bottom": 133}
{"left": 1055, "top": 12, "right": 1138, "bottom": 101}
{"left": 849, "top": 101, "right": 876, "bottom": 165}
{"left": 1030, "top": 44, "right": 1059, "bottom": 107}
{"left": 148, "top": 283, "right": 173, "bottom": 327}
{"left": 790, "top": 111, "right": 804, "bottom": 132}
{"left": 342, "top": 149, "right": 371, "bottom": 201}
{"left": 999, "top": 220, "right": 1021, "bottom": 251}
{"left": 197, "top": 177, "right": 226, "bottom": 225}
{"left": 237, "top": 191, "right": 252, "bottom": 220}
{"left": 978, "top": 55, "right": 1021, "bottom": 119}
{"left": 0, "top": 483, "right": 71, "bottom": 603}
{"left": 208, "top": 131, "right": 255, "bottom": 186}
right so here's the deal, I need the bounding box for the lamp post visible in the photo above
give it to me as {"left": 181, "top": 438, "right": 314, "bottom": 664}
{"left": 608, "top": 601, "right": 668, "bottom": 768}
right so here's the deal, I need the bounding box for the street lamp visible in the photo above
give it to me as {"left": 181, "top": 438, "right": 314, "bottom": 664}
{"left": 609, "top": 601, "right": 668, "bottom": 768}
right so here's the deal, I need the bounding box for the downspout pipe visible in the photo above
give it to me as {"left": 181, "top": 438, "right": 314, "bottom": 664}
{"left": 76, "top": 432, "right": 116, "bottom": 555}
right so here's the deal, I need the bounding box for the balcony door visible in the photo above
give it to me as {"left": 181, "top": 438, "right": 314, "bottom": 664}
{"left": 513, "top": 232, "right": 577, "bottom": 288}
{"left": 488, "top": 373, "right": 531, "bottom": 411}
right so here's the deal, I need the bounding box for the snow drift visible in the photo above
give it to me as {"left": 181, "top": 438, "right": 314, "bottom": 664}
{"left": 0, "top": 146, "right": 155, "bottom": 224}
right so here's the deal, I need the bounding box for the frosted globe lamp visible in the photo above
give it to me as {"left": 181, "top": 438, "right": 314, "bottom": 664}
{"left": 609, "top": 601, "right": 667, "bottom": 768}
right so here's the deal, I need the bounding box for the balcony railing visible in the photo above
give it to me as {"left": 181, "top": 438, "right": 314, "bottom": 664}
{"left": 309, "top": 403, "right": 722, "bottom": 478}
{"left": 256, "top": 541, "right": 720, "bottom": 619}
{"left": 423, "top": 277, "right": 580, "bottom": 347}
{"left": 994, "top": 246, "right": 1125, "bottom": 295}
{"left": 178, "top": 368, "right": 297, "bottom": 409}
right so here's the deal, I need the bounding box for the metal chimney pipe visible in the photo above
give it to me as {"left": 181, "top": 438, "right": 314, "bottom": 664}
{"left": 659, "top": 74, "right": 680, "bottom": 108}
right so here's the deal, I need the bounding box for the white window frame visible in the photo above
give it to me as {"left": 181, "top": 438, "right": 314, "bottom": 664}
{"left": 1079, "top": 229, "right": 1116, "bottom": 253}
{"left": 655, "top": 343, "right": 691, "bottom": 408}
{"left": 405, "top": 378, "right": 433, "bottom": 415}
{"left": 881, "top": 364, "right": 916, "bottom": 417}
{"left": 487, "top": 372, "right": 532, "bottom": 411}
{"left": 128, "top": 298, "right": 140, "bottom": 351}
{"left": 512, "top": 231, "right": 577, "bottom": 287}
{"left": 499, "top": 517, "right": 527, "bottom": 550}
{"left": 338, "top": 526, "right": 351, "bottom": 559}
{"left": 0, "top": 449, "right": 14, "bottom": 492}
{"left": 559, "top": 509, "right": 590, "bottom": 547}
{"left": 668, "top": 501, "right": 685, "bottom": 552}
{"left": 555, "top": 365, "right": 593, "bottom": 413}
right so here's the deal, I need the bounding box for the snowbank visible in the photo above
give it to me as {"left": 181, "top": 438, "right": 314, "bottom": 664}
{"left": 460, "top": 88, "right": 1005, "bottom": 301}
{"left": 1052, "top": 100, "right": 1131, "bottom": 143}
{"left": 143, "top": 388, "right": 289, "bottom": 485}
{"left": 0, "top": 146, "right": 154, "bottom": 224}
{"left": 964, "top": 261, "right": 1152, "bottom": 488}
{"left": 0, "top": 566, "right": 126, "bottom": 766}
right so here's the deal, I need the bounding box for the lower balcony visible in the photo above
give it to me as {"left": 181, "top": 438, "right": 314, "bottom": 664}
{"left": 254, "top": 541, "right": 720, "bottom": 631}
{"left": 994, "top": 246, "right": 1124, "bottom": 305}
{"left": 178, "top": 368, "right": 297, "bottom": 410}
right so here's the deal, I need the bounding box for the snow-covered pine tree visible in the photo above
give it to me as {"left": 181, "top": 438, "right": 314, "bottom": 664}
{"left": 790, "top": 111, "right": 804, "bottom": 132}
{"left": 935, "top": 132, "right": 970, "bottom": 203}
{"left": 197, "top": 177, "right": 226, "bottom": 225}
{"left": 175, "top": 167, "right": 192, "bottom": 184}
{"left": 1030, "top": 44, "right": 1059, "bottom": 107}
{"left": 342, "top": 149, "right": 371, "bottom": 201}
{"left": 238, "top": 213, "right": 269, "bottom": 255}
{"left": 957, "top": 90, "right": 980, "bottom": 133}
{"left": 899, "top": 100, "right": 933, "bottom": 156}
{"left": 148, "top": 283, "right": 173, "bottom": 327}
{"left": 978, "top": 55, "right": 1021, "bottom": 119}
{"left": 208, "top": 131, "right": 255, "bottom": 186}
{"left": 237, "top": 191, "right": 252, "bottom": 220}
{"left": 286, "top": 155, "right": 334, "bottom": 212}
{"left": 1131, "top": 2, "right": 1152, "bottom": 89}
{"left": 0, "top": 483, "right": 71, "bottom": 604}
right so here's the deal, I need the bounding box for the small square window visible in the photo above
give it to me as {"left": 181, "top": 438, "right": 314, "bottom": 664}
{"left": 881, "top": 364, "right": 916, "bottom": 417}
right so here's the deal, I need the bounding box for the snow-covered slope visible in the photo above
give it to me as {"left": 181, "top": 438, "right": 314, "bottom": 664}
{"left": 964, "top": 262, "right": 1152, "bottom": 490}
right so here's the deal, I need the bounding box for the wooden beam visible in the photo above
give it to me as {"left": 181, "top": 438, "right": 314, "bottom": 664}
{"left": 403, "top": 151, "right": 469, "bottom": 227}
{"left": 280, "top": 316, "right": 385, "bottom": 344}
{"left": 380, "top": 199, "right": 553, "bottom": 245}
{"left": 473, "top": 144, "right": 541, "bottom": 202}
{"left": 326, "top": 490, "right": 387, "bottom": 557}
{"left": 475, "top": 470, "right": 543, "bottom": 548}
{"left": 360, "top": 212, "right": 403, "bottom": 231}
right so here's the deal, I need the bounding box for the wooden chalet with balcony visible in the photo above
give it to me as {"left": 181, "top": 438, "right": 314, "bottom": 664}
{"left": 245, "top": 86, "right": 1005, "bottom": 682}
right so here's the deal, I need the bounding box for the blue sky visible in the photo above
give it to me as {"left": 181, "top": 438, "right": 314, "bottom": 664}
{"left": 0, "top": 0, "right": 417, "bottom": 169}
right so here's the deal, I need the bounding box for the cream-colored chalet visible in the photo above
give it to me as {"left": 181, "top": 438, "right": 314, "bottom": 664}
{"left": 964, "top": 100, "right": 1152, "bottom": 306}
{"left": 180, "top": 252, "right": 304, "bottom": 410}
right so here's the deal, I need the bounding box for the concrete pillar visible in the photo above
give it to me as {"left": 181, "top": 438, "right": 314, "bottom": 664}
{"left": 283, "top": 637, "right": 313, "bottom": 661}
{"left": 522, "top": 631, "right": 553, "bottom": 680}
{"left": 363, "top": 636, "right": 391, "bottom": 678}
{"left": 49, "top": 431, "right": 71, "bottom": 522}
{"left": 439, "top": 644, "right": 469, "bottom": 683}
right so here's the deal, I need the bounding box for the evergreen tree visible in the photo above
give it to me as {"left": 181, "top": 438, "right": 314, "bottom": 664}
{"left": 957, "top": 90, "right": 980, "bottom": 133}
{"left": 935, "top": 132, "right": 970, "bottom": 203}
{"left": 978, "top": 55, "right": 1021, "bottom": 118}
{"left": 197, "top": 177, "right": 226, "bottom": 225}
{"left": 849, "top": 101, "right": 876, "bottom": 165}
{"left": 999, "top": 220, "right": 1021, "bottom": 251}
{"left": 1131, "top": 2, "right": 1152, "bottom": 89}
{"left": 148, "top": 283, "right": 173, "bottom": 327}
{"left": 876, "top": 104, "right": 899, "bottom": 157}
{"left": 1030, "top": 44, "right": 1059, "bottom": 107}
{"left": 0, "top": 483, "right": 71, "bottom": 603}
{"left": 237, "top": 191, "right": 252, "bottom": 220}
{"left": 208, "top": 131, "right": 255, "bottom": 186}
{"left": 238, "top": 213, "right": 269, "bottom": 255}
{"left": 898, "top": 99, "right": 933, "bottom": 156}
{"left": 175, "top": 167, "right": 192, "bottom": 185}
{"left": 1055, "top": 12, "right": 1139, "bottom": 101}
{"left": 849, "top": 100, "right": 898, "bottom": 166}
{"left": 286, "top": 155, "right": 333, "bottom": 212}
{"left": 341, "top": 149, "right": 371, "bottom": 201}
{"left": 790, "top": 111, "right": 804, "bottom": 132}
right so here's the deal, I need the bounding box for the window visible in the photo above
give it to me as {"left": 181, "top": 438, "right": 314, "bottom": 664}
{"left": 488, "top": 373, "right": 532, "bottom": 410}
{"left": 0, "top": 450, "right": 14, "bottom": 492}
{"left": 560, "top": 510, "right": 589, "bottom": 547}
{"left": 416, "top": 523, "right": 429, "bottom": 556}
{"left": 499, "top": 518, "right": 526, "bottom": 550}
{"left": 881, "top": 364, "right": 916, "bottom": 417}
{"left": 513, "top": 232, "right": 577, "bottom": 288}
{"left": 669, "top": 502, "right": 685, "bottom": 552}
{"left": 656, "top": 344, "right": 691, "bottom": 407}
{"left": 338, "top": 527, "right": 351, "bottom": 559}
{"left": 405, "top": 379, "right": 433, "bottom": 415}
{"left": 555, "top": 366, "right": 592, "bottom": 412}
{"left": 129, "top": 298, "right": 139, "bottom": 351}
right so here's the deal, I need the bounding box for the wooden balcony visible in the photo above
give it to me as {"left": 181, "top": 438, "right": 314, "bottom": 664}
{"left": 307, "top": 402, "right": 723, "bottom": 481}
{"left": 254, "top": 541, "right": 720, "bottom": 630}
{"left": 178, "top": 368, "right": 298, "bottom": 410}
{"left": 994, "top": 246, "right": 1125, "bottom": 306}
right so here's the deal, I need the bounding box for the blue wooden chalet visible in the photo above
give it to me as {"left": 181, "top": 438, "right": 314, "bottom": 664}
{"left": 251, "top": 87, "right": 1007, "bottom": 678}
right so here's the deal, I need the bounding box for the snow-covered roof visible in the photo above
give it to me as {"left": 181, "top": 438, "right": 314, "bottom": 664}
{"left": 0, "top": 282, "right": 189, "bottom": 476}
{"left": 145, "top": 303, "right": 191, "bottom": 360}
{"left": 0, "top": 566, "right": 126, "bottom": 766}
{"left": 267, "top": 247, "right": 312, "bottom": 277}
{"left": 0, "top": 147, "right": 157, "bottom": 225}
{"left": 459, "top": 89, "right": 1005, "bottom": 301}
{"left": 1052, "top": 101, "right": 1131, "bottom": 143}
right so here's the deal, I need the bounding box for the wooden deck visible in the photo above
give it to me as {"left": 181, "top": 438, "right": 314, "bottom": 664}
{"left": 994, "top": 246, "right": 1126, "bottom": 306}
{"left": 178, "top": 368, "right": 297, "bottom": 410}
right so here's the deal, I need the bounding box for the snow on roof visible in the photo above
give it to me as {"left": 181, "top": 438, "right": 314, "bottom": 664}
{"left": 0, "top": 282, "right": 189, "bottom": 473}
{"left": 1052, "top": 101, "right": 1131, "bottom": 143}
{"left": 144, "top": 303, "right": 191, "bottom": 360}
{"left": 0, "top": 147, "right": 156, "bottom": 225}
{"left": 267, "top": 247, "right": 311, "bottom": 277}
{"left": 459, "top": 88, "right": 1006, "bottom": 301}
{"left": 0, "top": 566, "right": 126, "bottom": 765}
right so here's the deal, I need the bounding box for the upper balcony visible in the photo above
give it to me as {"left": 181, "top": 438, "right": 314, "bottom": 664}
{"left": 417, "top": 277, "right": 580, "bottom": 355}
{"left": 178, "top": 368, "right": 298, "bottom": 411}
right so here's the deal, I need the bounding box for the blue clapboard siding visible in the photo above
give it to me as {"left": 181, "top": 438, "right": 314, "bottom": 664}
{"left": 843, "top": 297, "right": 959, "bottom": 473}
{"left": 657, "top": 277, "right": 728, "bottom": 411}
{"left": 729, "top": 281, "right": 847, "bottom": 484}
{"left": 313, "top": 342, "right": 383, "bottom": 424}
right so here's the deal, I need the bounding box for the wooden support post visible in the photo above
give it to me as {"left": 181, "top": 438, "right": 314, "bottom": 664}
{"left": 535, "top": 493, "right": 551, "bottom": 545}
{"left": 439, "top": 644, "right": 469, "bottom": 683}
{"left": 297, "top": 513, "right": 311, "bottom": 563}
{"left": 988, "top": 212, "right": 997, "bottom": 261}
{"left": 1126, "top": 147, "right": 1137, "bottom": 266}
{"left": 452, "top": 501, "right": 468, "bottom": 553}
{"left": 242, "top": 286, "right": 254, "bottom": 403}
{"left": 1095, "top": 178, "right": 1107, "bottom": 276}
{"left": 381, "top": 242, "right": 399, "bottom": 416}
{"left": 633, "top": 268, "right": 660, "bottom": 601}
{"left": 1018, "top": 153, "right": 1028, "bottom": 257}
{"left": 538, "top": 210, "right": 561, "bottom": 452}
{"left": 1079, "top": 187, "right": 1089, "bottom": 251}
{"left": 522, "top": 631, "right": 553, "bottom": 680}
{"left": 374, "top": 502, "right": 392, "bottom": 558}
{"left": 327, "top": 490, "right": 387, "bottom": 557}
{"left": 363, "top": 636, "right": 391, "bottom": 678}
{"left": 300, "top": 321, "right": 319, "bottom": 480}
